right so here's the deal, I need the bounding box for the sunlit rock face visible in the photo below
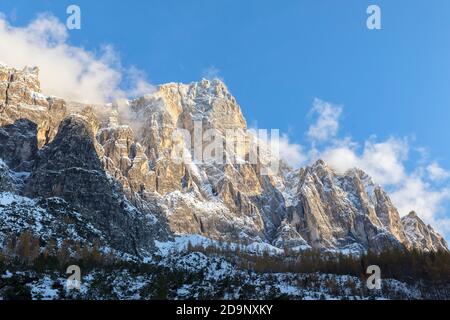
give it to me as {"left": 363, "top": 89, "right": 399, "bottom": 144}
{"left": 281, "top": 160, "right": 411, "bottom": 252}
{"left": 402, "top": 211, "right": 448, "bottom": 252}
{"left": 116, "top": 79, "right": 284, "bottom": 243}
{"left": 0, "top": 63, "right": 447, "bottom": 255}
{"left": 0, "top": 65, "right": 67, "bottom": 152}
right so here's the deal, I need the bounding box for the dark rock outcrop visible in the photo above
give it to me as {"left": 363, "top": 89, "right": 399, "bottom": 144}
{"left": 24, "top": 115, "right": 168, "bottom": 256}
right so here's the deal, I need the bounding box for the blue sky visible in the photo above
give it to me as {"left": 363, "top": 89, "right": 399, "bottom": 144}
{"left": 1, "top": 0, "right": 450, "bottom": 238}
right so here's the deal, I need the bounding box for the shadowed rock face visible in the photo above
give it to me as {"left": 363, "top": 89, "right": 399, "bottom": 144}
{"left": 0, "top": 63, "right": 447, "bottom": 256}
{"left": 23, "top": 115, "right": 168, "bottom": 256}
{"left": 0, "top": 119, "right": 38, "bottom": 171}
{"left": 0, "top": 159, "right": 15, "bottom": 193}
{"left": 25, "top": 115, "right": 108, "bottom": 201}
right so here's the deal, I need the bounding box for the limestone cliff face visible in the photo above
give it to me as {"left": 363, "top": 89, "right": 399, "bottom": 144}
{"left": 280, "top": 161, "right": 410, "bottom": 252}
{"left": 0, "top": 65, "right": 66, "bottom": 150}
{"left": 113, "top": 79, "right": 285, "bottom": 243}
{"left": 0, "top": 63, "right": 447, "bottom": 255}
{"left": 402, "top": 212, "right": 448, "bottom": 252}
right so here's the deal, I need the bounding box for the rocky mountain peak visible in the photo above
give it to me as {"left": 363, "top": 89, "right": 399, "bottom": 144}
{"left": 406, "top": 211, "right": 418, "bottom": 218}
{"left": 402, "top": 211, "right": 448, "bottom": 252}
{"left": 282, "top": 158, "right": 416, "bottom": 252}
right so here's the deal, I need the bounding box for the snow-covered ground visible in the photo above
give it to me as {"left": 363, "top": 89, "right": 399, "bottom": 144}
{"left": 155, "top": 234, "right": 286, "bottom": 257}
{"left": 0, "top": 250, "right": 424, "bottom": 300}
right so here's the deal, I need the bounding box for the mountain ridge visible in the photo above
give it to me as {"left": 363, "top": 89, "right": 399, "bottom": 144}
{"left": 0, "top": 63, "right": 447, "bottom": 258}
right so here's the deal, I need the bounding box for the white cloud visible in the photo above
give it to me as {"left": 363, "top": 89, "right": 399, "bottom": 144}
{"left": 318, "top": 137, "right": 408, "bottom": 185}
{"left": 307, "top": 98, "right": 342, "bottom": 142}
{"left": 124, "top": 66, "right": 156, "bottom": 97}
{"left": 249, "top": 127, "right": 306, "bottom": 170}
{"left": 426, "top": 162, "right": 450, "bottom": 181}
{"left": 201, "top": 65, "right": 222, "bottom": 81}
{"left": 391, "top": 177, "right": 450, "bottom": 236}
{"left": 0, "top": 13, "right": 152, "bottom": 104}
{"left": 390, "top": 177, "right": 450, "bottom": 222}
{"left": 276, "top": 134, "right": 307, "bottom": 169}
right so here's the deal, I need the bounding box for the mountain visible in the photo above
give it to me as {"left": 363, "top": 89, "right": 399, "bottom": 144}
{"left": 281, "top": 161, "right": 412, "bottom": 253}
{"left": 402, "top": 211, "right": 448, "bottom": 252}
{"left": 0, "top": 63, "right": 447, "bottom": 258}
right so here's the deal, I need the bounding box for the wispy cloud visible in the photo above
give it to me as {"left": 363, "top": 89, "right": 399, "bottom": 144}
{"left": 427, "top": 162, "right": 450, "bottom": 181}
{"left": 391, "top": 177, "right": 450, "bottom": 234}
{"left": 276, "top": 134, "right": 307, "bottom": 169}
{"left": 307, "top": 98, "right": 342, "bottom": 143}
{"left": 0, "top": 13, "right": 153, "bottom": 104}
{"left": 201, "top": 65, "right": 222, "bottom": 81}
{"left": 320, "top": 137, "right": 408, "bottom": 186}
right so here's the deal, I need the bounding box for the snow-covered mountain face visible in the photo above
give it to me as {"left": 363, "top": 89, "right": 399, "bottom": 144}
{"left": 401, "top": 211, "right": 448, "bottom": 252}
{"left": 282, "top": 162, "right": 427, "bottom": 253}
{"left": 0, "top": 64, "right": 447, "bottom": 258}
